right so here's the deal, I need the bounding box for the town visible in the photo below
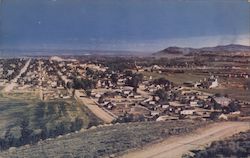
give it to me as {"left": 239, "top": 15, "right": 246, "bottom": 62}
{"left": 1, "top": 51, "right": 249, "bottom": 125}
{"left": 1, "top": 0, "right": 249, "bottom": 157}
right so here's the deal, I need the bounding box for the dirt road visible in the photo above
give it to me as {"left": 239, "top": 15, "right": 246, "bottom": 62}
{"left": 74, "top": 90, "right": 115, "bottom": 123}
{"left": 3, "top": 58, "right": 31, "bottom": 92}
{"left": 121, "top": 121, "right": 250, "bottom": 158}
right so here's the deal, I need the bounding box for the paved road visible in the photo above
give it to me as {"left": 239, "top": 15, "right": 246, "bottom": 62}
{"left": 3, "top": 58, "right": 31, "bottom": 92}
{"left": 74, "top": 90, "right": 115, "bottom": 123}
{"left": 121, "top": 121, "right": 250, "bottom": 158}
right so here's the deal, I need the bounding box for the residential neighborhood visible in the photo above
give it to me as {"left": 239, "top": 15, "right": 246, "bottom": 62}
{"left": 1, "top": 55, "right": 248, "bottom": 125}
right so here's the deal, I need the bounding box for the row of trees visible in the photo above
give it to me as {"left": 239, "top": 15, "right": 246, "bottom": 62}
{"left": 0, "top": 117, "right": 84, "bottom": 151}
{"left": 125, "top": 71, "right": 143, "bottom": 92}
{"left": 67, "top": 78, "right": 96, "bottom": 90}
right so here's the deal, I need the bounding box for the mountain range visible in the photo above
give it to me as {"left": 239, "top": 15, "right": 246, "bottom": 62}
{"left": 154, "top": 44, "right": 250, "bottom": 56}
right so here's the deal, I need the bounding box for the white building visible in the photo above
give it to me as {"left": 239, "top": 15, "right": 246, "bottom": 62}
{"left": 180, "top": 109, "right": 195, "bottom": 115}
{"left": 209, "top": 78, "right": 218, "bottom": 88}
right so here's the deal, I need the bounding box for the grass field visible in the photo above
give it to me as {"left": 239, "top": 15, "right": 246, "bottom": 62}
{"left": 198, "top": 88, "right": 250, "bottom": 102}
{"left": 0, "top": 92, "right": 101, "bottom": 143}
{"left": 141, "top": 71, "right": 250, "bottom": 102}
{"left": 141, "top": 71, "right": 209, "bottom": 84}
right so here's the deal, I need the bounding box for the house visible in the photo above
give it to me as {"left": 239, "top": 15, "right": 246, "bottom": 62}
{"left": 180, "top": 109, "right": 195, "bottom": 115}
{"left": 190, "top": 101, "right": 198, "bottom": 107}
{"left": 209, "top": 78, "right": 218, "bottom": 88}
{"left": 169, "top": 101, "right": 185, "bottom": 107}
{"left": 161, "top": 104, "right": 169, "bottom": 109}
{"left": 149, "top": 101, "right": 156, "bottom": 105}
{"left": 214, "top": 97, "right": 231, "bottom": 107}
{"left": 218, "top": 113, "right": 228, "bottom": 120}
{"left": 230, "top": 111, "right": 241, "bottom": 115}
{"left": 151, "top": 111, "right": 160, "bottom": 116}
{"left": 133, "top": 95, "right": 142, "bottom": 99}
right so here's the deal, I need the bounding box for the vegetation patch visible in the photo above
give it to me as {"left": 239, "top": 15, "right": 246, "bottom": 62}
{"left": 184, "top": 130, "right": 250, "bottom": 158}
{"left": 0, "top": 93, "right": 101, "bottom": 151}
{"left": 0, "top": 120, "right": 208, "bottom": 158}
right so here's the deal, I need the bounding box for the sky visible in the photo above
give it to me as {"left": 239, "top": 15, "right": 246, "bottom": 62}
{"left": 0, "top": 0, "right": 249, "bottom": 52}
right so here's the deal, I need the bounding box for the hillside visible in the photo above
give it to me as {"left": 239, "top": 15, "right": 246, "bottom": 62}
{"left": 0, "top": 120, "right": 207, "bottom": 158}
{"left": 186, "top": 130, "right": 250, "bottom": 158}
{"left": 154, "top": 44, "right": 250, "bottom": 56}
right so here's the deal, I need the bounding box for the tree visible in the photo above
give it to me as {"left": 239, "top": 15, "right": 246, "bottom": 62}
{"left": 66, "top": 81, "right": 73, "bottom": 89}
{"left": 111, "top": 74, "right": 118, "bottom": 85}
{"left": 20, "top": 119, "right": 33, "bottom": 144}
{"left": 86, "top": 90, "right": 91, "bottom": 97}
{"left": 244, "top": 80, "right": 250, "bottom": 90}
{"left": 70, "top": 117, "right": 83, "bottom": 132}
{"left": 125, "top": 74, "right": 143, "bottom": 92}
{"left": 4, "top": 131, "right": 15, "bottom": 148}
{"left": 153, "top": 77, "right": 170, "bottom": 86}
{"left": 98, "top": 96, "right": 104, "bottom": 104}
{"left": 86, "top": 67, "right": 94, "bottom": 76}
{"left": 228, "top": 101, "right": 241, "bottom": 112}
{"left": 153, "top": 78, "right": 172, "bottom": 90}
{"left": 40, "top": 127, "right": 49, "bottom": 140}
{"left": 124, "top": 70, "right": 133, "bottom": 77}
{"left": 213, "top": 102, "right": 222, "bottom": 110}
{"left": 210, "top": 112, "right": 220, "bottom": 120}
{"left": 72, "top": 78, "right": 96, "bottom": 90}
{"left": 155, "top": 89, "right": 169, "bottom": 102}
{"left": 54, "top": 123, "right": 66, "bottom": 135}
{"left": 215, "top": 93, "right": 222, "bottom": 97}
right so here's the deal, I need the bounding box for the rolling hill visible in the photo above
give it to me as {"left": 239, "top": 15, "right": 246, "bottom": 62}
{"left": 154, "top": 44, "right": 250, "bottom": 56}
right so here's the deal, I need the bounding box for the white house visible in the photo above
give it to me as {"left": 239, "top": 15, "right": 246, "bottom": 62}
{"left": 180, "top": 109, "right": 195, "bottom": 115}
{"left": 209, "top": 78, "right": 218, "bottom": 88}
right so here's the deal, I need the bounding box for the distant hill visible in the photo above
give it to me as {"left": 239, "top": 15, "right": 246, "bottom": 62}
{"left": 154, "top": 44, "right": 250, "bottom": 56}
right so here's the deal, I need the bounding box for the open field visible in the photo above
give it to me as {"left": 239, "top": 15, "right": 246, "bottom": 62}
{"left": 142, "top": 71, "right": 250, "bottom": 102}
{"left": 0, "top": 92, "right": 101, "bottom": 150}
{"left": 141, "top": 71, "right": 209, "bottom": 84}
{"left": 198, "top": 88, "right": 250, "bottom": 102}
{"left": 0, "top": 120, "right": 208, "bottom": 158}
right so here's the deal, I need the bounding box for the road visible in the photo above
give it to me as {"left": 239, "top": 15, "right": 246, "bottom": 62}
{"left": 51, "top": 60, "right": 115, "bottom": 123}
{"left": 3, "top": 58, "right": 31, "bottom": 92}
{"left": 121, "top": 121, "right": 250, "bottom": 158}
{"left": 74, "top": 90, "right": 115, "bottom": 123}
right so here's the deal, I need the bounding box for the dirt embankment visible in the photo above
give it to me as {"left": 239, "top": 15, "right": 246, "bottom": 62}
{"left": 121, "top": 121, "right": 250, "bottom": 158}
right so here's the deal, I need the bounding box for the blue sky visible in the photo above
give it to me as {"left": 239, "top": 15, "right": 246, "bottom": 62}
{"left": 0, "top": 0, "right": 249, "bottom": 51}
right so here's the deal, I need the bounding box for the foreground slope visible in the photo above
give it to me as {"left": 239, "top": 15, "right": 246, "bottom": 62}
{"left": 121, "top": 122, "right": 250, "bottom": 158}
{"left": 187, "top": 129, "right": 250, "bottom": 158}
{"left": 0, "top": 120, "right": 207, "bottom": 158}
